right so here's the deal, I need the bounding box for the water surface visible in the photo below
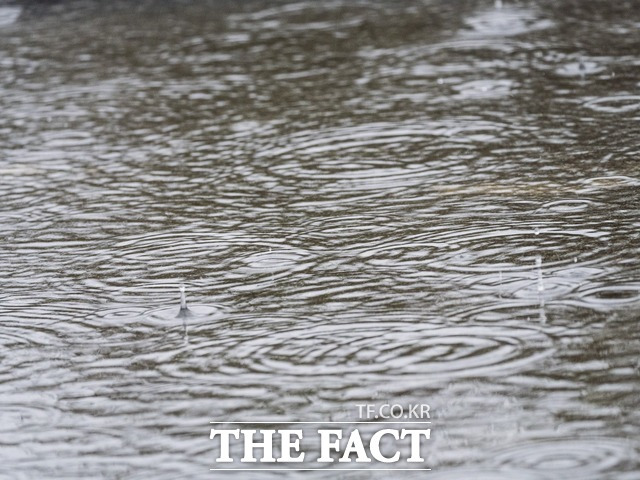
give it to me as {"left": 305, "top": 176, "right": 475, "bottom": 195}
{"left": 1, "top": 0, "right": 639, "bottom": 478}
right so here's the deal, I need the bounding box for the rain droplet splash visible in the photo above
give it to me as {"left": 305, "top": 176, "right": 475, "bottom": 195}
{"left": 179, "top": 284, "right": 188, "bottom": 311}
{"left": 536, "top": 255, "right": 546, "bottom": 324}
{"left": 177, "top": 285, "right": 191, "bottom": 343}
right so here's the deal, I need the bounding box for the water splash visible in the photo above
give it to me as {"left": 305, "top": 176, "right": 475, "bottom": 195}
{"left": 178, "top": 285, "right": 190, "bottom": 342}
{"left": 536, "top": 255, "right": 547, "bottom": 324}
{"left": 177, "top": 284, "right": 191, "bottom": 318}
{"left": 180, "top": 285, "right": 187, "bottom": 309}
{"left": 536, "top": 256, "right": 545, "bottom": 295}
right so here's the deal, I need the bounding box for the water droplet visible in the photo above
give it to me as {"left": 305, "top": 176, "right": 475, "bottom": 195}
{"left": 536, "top": 256, "right": 544, "bottom": 293}
{"left": 177, "top": 284, "right": 190, "bottom": 318}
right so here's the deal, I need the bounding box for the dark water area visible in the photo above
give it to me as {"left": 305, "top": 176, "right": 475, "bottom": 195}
{"left": 1, "top": 0, "right": 640, "bottom": 478}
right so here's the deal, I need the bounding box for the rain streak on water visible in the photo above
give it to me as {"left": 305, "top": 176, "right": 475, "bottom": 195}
{"left": 0, "top": 0, "right": 639, "bottom": 478}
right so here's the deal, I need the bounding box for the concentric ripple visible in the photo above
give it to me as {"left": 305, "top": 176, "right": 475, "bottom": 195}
{"left": 462, "top": 5, "right": 554, "bottom": 37}
{"left": 240, "top": 247, "right": 312, "bottom": 272}
{"left": 360, "top": 225, "right": 613, "bottom": 274}
{"left": 535, "top": 199, "right": 596, "bottom": 213}
{"left": 452, "top": 79, "right": 515, "bottom": 100}
{"left": 83, "top": 301, "right": 225, "bottom": 328}
{"left": 428, "top": 468, "right": 550, "bottom": 480}
{"left": 217, "top": 322, "right": 553, "bottom": 378}
{"left": 255, "top": 122, "right": 460, "bottom": 193}
{"left": 570, "top": 282, "right": 640, "bottom": 312}
{"left": 583, "top": 95, "right": 640, "bottom": 113}
{"left": 555, "top": 60, "right": 605, "bottom": 77}
{"left": 490, "top": 438, "right": 640, "bottom": 478}
{"left": 108, "top": 230, "right": 317, "bottom": 290}
{"left": 252, "top": 119, "right": 531, "bottom": 198}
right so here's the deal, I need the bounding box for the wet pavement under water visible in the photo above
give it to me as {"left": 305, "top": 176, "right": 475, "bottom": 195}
{"left": 0, "top": 0, "right": 639, "bottom": 478}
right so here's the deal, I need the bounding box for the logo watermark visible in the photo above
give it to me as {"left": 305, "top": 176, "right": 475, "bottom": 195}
{"left": 357, "top": 403, "right": 431, "bottom": 420}
{"left": 209, "top": 403, "right": 432, "bottom": 471}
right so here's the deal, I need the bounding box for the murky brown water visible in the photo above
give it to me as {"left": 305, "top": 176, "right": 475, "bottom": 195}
{"left": 1, "top": 0, "right": 640, "bottom": 478}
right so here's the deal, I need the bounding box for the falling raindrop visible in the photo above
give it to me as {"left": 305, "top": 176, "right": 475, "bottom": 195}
{"left": 177, "top": 285, "right": 190, "bottom": 342}
{"left": 536, "top": 256, "right": 546, "bottom": 324}
{"left": 177, "top": 284, "right": 192, "bottom": 320}
{"left": 536, "top": 256, "right": 544, "bottom": 293}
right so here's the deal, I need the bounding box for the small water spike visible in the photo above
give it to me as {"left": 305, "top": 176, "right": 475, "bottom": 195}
{"left": 536, "top": 255, "right": 547, "bottom": 324}
{"left": 177, "top": 284, "right": 191, "bottom": 319}
{"left": 495, "top": 0, "right": 503, "bottom": 9}
{"left": 578, "top": 58, "right": 586, "bottom": 80}
{"left": 180, "top": 285, "right": 187, "bottom": 308}
{"left": 536, "top": 255, "right": 544, "bottom": 293}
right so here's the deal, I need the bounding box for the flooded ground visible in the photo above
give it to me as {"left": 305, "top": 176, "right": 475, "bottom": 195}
{"left": 1, "top": 0, "right": 639, "bottom": 478}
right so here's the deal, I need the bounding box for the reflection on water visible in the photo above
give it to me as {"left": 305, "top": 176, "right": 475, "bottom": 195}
{"left": 0, "top": 0, "right": 639, "bottom": 477}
